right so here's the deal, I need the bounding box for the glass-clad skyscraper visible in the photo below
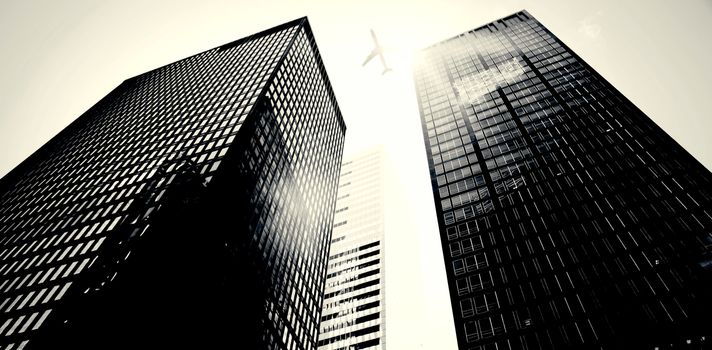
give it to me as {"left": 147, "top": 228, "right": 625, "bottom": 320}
{"left": 318, "top": 148, "right": 386, "bottom": 350}
{"left": 0, "top": 17, "right": 346, "bottom": 350}
{"left": 414, "top": 10, "right": 712, "bottom": 349}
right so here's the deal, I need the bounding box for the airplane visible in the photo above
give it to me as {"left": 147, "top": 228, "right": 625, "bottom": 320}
{"left": 362, "top": 29, "right": 392, "bottom": 75}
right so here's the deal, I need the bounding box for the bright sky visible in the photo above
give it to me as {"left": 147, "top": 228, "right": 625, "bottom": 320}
{"left": 1, "top": 1, "right": 711, "bottom": 348}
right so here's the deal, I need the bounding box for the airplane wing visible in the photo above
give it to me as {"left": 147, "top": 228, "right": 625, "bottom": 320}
{"left": 362, "top": 49, "right": 379, "bottom": 67}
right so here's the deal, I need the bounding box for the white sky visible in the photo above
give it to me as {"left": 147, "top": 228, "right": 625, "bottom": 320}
{"left": 1, "top": 1, "right": 711, "bottom": 348}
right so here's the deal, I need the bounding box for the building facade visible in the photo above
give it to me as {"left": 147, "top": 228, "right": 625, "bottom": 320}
{"left": 318, "top": 148, "right": 386, "bottom": 350}
{"left": 0, "top": 18, "right": 346, "bottom": 350}
{"left": 414, "top": 10, "right": 712, "bottom": 349}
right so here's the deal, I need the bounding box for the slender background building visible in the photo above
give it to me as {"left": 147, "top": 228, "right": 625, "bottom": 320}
{"left": 414, "top": 10, "right": 712, "bottom": 349}
{"left": 318, "top": 147, "right": 386, "bottom": 350}
{"left": 0, "top": 17, "right": 345, "bottom": 350}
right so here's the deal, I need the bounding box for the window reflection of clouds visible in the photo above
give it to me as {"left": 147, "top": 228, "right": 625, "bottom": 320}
{"left": 454, "top": 58, "right": 525, "bottom": 105}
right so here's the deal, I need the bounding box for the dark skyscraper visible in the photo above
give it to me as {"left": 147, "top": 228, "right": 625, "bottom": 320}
{"left": 414, "top": 10, "right": 712, "bottom": 349}
{"left": 0, "top": 17, "right": 345, "bottom": 350}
